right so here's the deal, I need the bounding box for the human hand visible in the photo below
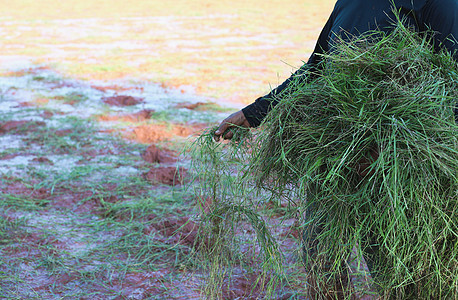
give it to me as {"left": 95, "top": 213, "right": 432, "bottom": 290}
{"left": 214, "top": 110, "right": 251, "bottom": 141}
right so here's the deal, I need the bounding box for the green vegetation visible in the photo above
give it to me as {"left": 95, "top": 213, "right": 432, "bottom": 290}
{"left": 2, "top": 4, "right": 456, "bottom": 297}
{"left": 188, "top": 126, "right": 305, "bottom": 299}
{"left": 189, "top": 21, "right": 458, "bottom": 299}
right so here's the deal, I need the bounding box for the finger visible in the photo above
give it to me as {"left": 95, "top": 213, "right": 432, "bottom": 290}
{"left": 213, "top": 127, "right": 223, "bottom": 142}
{"left": 214, "top": 127, "right": 223, "bottom": 141}
{"left": 215, "top": 121, "right": 229, "bottom": 136}
{"left": 214, "top": 122, "right": 230, "bottom": 142}
{"left": 223, "top": 131, "right": 234, "bottom": 140}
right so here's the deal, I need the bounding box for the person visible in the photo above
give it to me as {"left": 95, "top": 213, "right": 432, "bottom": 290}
{"left": 214, "top": 0, "right": 457, "bottom": 141}
{"left": 212, "top": 0, "right": 458, "bottom": 297}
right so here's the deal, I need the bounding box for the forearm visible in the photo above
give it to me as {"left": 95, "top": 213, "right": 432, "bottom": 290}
{"left": 422, "top": 0, "right": 458, "bottom": 61}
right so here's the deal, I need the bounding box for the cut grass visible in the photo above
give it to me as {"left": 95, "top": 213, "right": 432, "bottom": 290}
{"left": 251, "top": 23, "right": 458, "bottom": 298}
{"left": 188, "top": 20, "right": 458, "bottom": 300}
{"left": 186, "top": 126, "right": 306, "bottom": 299}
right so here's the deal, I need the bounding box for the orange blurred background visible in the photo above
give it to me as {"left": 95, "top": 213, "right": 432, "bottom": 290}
{"left": 0, "top": 0, "right": 336, "bottom": 105}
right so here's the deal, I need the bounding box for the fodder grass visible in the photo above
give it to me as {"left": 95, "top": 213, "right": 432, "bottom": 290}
{"left": 189, "top": 19, "right": 458, "bottom": 299}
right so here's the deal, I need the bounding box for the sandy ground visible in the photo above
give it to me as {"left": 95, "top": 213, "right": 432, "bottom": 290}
{"left": 0, "top": 0, "right": 335, "bottom": 105}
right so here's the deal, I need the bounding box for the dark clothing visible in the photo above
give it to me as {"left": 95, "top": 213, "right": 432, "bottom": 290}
{"left": 242, "top": 0, "right": 458, "bottom": 128}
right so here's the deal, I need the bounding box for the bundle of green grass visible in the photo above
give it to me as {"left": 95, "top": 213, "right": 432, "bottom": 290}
{"left": 248, "top": 23, "right": 458, "bottom": 298}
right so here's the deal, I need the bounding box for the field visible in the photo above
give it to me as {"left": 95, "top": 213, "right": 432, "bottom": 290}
{"left": 0, "top": 1, "right": 336, "bottom": 299}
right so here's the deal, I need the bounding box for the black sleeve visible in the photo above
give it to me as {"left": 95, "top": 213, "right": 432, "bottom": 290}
{"left": 420, "top": 0, "right": 458, "bottom": 123}
{"left": 241, "top": 11, "right": 335, "bottom": 128}
{"left": 421, "top": 0, "right": 458, "bottom": 60}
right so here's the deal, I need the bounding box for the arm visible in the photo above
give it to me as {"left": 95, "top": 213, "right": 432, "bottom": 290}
{"left": 421, "top": 0, "right": 458, "bottom": 60}
{"left": 214, "top": 5, "right": 338, "bottom": 141}
{"left": 213, "top": 54, "right": 323, "bottom": 142}
{"left": 421, "top": 0, "right": 458, "bottom": 122}
{"left": 241, "top": 14, "right": 335, "bottom": 128}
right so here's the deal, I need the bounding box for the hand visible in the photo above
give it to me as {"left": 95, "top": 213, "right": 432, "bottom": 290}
{"left": 214, "top": 110, "right": 251, "bottom": 141}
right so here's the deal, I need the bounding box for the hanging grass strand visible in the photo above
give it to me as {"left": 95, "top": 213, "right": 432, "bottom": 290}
{"left": 249, "top": 21, "right": 458, "bottom": 299}
{"left": 188, "top": 20, "right": 457, "bottom": 299}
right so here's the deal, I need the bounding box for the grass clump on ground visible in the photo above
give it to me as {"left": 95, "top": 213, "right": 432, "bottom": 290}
{"left": 189, "top": 20, "right": 458, "bottom": 299}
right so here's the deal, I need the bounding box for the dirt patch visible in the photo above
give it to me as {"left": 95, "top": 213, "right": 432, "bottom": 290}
{"left": 174, "top": 102, "right": 208, "bottom": 110}
{"left": 1, "top": 180, "right": 50, "bottom": 200}
{"left": 146, "top": 216, "right": 201, "bottom": 247}
{"left": 44, "top": 183, "right": 147, "bottom": 214}
{"left": 75, "top": 269, "right": 186, "bottom": 299}
{"left": 53, "top": 272, "right": 79, "bottom": 285}
{"left": 1, "top": 67, "right": 50, "bottom": 78}
{"left": 128, "top": 123, "right": 198, "bottom": 143}
{"left": 144, "top": 166, "right": 187, "bottom": 186}
{"left": 97, "top": 109, "right": 154, "bottom": 123}
{"left": 221, "top": 271, "right": 265, "bottom": 300}
{"left": 91, "top": 85, "right": 144, "bottom": 93}
{"left": 98, "top": 128, "right": 117, "bottom": 134}
{"left": 51, "top": 192, "right": 96, "bottom": 213}
{"left": 49, "top": 188, "right": 121, "bottom": 214}
{"left": 75, "top": 147, "right": 116, "bottom": 164}
{"left": 41, "top": 111, "right": 54, "bottom": 119}
{"left": 2, "top": 230, "right": 57, "bottom": 259}
{"left": 0, "top": 120, "right": 46, "bottom": 134}
{"left": 110, "top": 271, "right": 172, "bottom": 298}
{"left": 23, "top": 231, "right": 59, "bottom": 248}
{"left": 33, "top": 98, "right": 50, "bottom": 106}
{"left": 141, "top": 144, "right": 176, "bottom": 164}
{"left": 279, "top": 220, "right": 301, "bottom": 239}
{"left": 0, "top": 153, "right": 22, "bottom": 160}
{"left": 50, "top": 81, "right": 77, "bottom": 89}
{"left": 102, "top": 95, "right": 144, "bottom": 107}
{"left": 31, "top": 157, "right": 54, "bottom": 165}
{"left": 121, "top": 109, "right": 154, "bottom": 122}
{"left": 54, "top": 129, "right": 73, "bottom": 137}
{"left": 17, "top": 102, "right": 35, "bottom": 108}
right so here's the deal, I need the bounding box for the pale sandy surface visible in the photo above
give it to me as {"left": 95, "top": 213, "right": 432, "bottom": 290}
{"left": 0, "top": 0, "right": 336, "bottom": 105}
